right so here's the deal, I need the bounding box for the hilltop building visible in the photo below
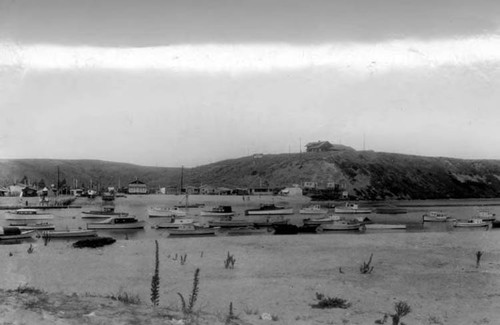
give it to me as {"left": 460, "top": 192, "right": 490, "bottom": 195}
{"left": 305, "top": 141, "right": 354, "bottom": 152}
{"left": 128, "top": 179, "right": 148, "bottom": 194}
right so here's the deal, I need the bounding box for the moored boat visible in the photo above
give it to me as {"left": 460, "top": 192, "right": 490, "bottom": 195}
{"left": 9, "top": 222, "right": 55, "bottom": 231}
{"left": 226, "top": 226, "right": 272, "bottom": 236}
{"left": 245, "top": 204, "right": 293, "bottom": 216}
{"left": 86, "top": 216, "right": 145, "bottom": 230}
{"left": 303, "top": 215, "right": 343, "bottom": 226}
{"left": 453, "top": 218, "right": 490, "bottom": 228}
{"left": 200, "top": 205, "right": 234, "bottom": 217}
{"left": 167, "top": 224, "right": 216, "bottom": 236}
{"left": 374, "top": 206, "right": 407, "bottom": 214}
{"left": 147, "top": 206, "right": 187, "bottom": 218}
{"left": 299, "top": 205, "right": 328, "bottom": 215}
{"left": 316, "top": 220, "right": 364, "bottom": 232}
{"left": 82, "top": 206, "right": 129, "bottom": 218}
{"left": 476, "top": 210, "right": 496, "bottom": 222}
{"left": 153, "top": 218, "right": 195, "bottom": 229}
{"left": 5, "top": 209, "right": 54, "bottom": 221}
{"left": 208, "top": 218, "right": 253, "bottom": 228}
{"left": 334, "top": 203, "right": 371, "bottom": 214}
{"left": 422, "top": 211, "right": 453, "bottom": 222}
{"left": 41, "top": 229, "right": 98, "bottom": 238}
{"left": 0, "top": 227, "right": 35, "bottom": 240}
{"left": 365, "top": 224, "right": 407, "bottom": 230}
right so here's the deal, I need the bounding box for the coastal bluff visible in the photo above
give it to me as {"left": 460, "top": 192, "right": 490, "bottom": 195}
{"left": 2, "top": 151, "right": 500, "bottom": 200}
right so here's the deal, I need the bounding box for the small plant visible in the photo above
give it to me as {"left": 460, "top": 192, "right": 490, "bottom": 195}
{"left": 42, "top": 232, "right": 51, "bottom": 246}
{"left": 12, "top": 284, "right": 45, "bottom": 295}
{"left": 476, "top": 251, "right": 483, "bottom": 268}
{"left": 391, "top": 301, "right": 411, "bottom": 325}
{"left": 224, "top": 252, "right": 236, "bottom": 269}
{"left": 225, "top": 301, "right": 239, "bottom": 324}
{"left": 9, "top": 252, "right": 13, "bottom": 257}
{"left": 107, "top": 292, "right": 141, "bottom": 305}
{"left": 27, "top": 244, "right": 34, "bottom": 254}
{"left": 177, "top": 268, "right": 200, "bottom": 315}
{"left": 311, "top": 292, "right": 351, "bottom": 309}
{"left": 360, "top": 253, "right": 374, "bottom": 274}
{"left": 151, "top": 240, "right": 160, "bottom": 306}
{"left": 180, "top": 253, "right": 188, "bottom": 265}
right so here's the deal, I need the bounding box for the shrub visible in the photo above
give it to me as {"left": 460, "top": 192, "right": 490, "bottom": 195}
{"left": 177, "top": 268, "right": 200, "bottom": 315}
{"left": 72, "top": 237, "right": 116, "bottom": 248}
{"left": 311, "top": 292, "right": 351, "bottom": 309}
{"left": 150, "top": 240, "right": 160, "bottom": 306}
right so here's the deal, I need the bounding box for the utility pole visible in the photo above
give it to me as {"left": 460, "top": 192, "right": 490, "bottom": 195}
{"left": 57, "top": 166, "right": 60, "bottom": 196}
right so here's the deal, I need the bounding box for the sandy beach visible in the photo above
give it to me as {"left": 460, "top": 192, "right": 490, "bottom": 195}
{"left": 1, "top": 209, "right": 499, "bottom": 325}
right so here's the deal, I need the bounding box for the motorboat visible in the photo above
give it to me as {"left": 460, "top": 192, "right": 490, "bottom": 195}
{"left": 167, "top": 224, "right": 216, "bottom": 237}
{"left": 253, "top": 215, "right": 289, "bottom": 227}
{"left": 422, "top": 211, "right": 453, "bottom": 222}
{"left": 299, "top": 205, "right": 328, "bottom": 215}
{"left": 226, "top": 226, "right": 273, "bottom": 236}
{"left": 303, "top": 215, "right": 344, "bottom": 226}
{"left": 0, "top": 227, "right": 35, "bottom": 240}
{"left": 147, "top": 206, "right": 187, "bottom": 218}
{"left": 200, "top": 206, "right": 234, "bottom": 217}
{"left": 5, "top": 209, "right": 54, "bottom": 221}
{"left": 334, "top": 203, "right": 371, "bottom": 214}
{"left": 41, "top": 229, "right": 98, "bottom": 238}
{"left": 208, "top": 218, "right": 253, "bottom": 228}
{"left": 365, "top": 224, "right": 407, "bottom": 230}
{"left": 9, "top": 222, "right": 55, "bottom": 231}
{"left": 82, "top": 205, "right": 129, "bottom": 218}
{"left": 476, "top": 210, "right": 496, "bottom": 222}
{"left": 453, "top": 218, "right": 490, "bottom": 228}
{"left": 245, "top": 204, "right": 294, "bottom": 216}
{"left": 86, "top": 216, "right": 145, "bottom": 230}
{"left": 316, "top": 220, "right": 364, "bottom": 232}
{"left": 153, "top": 218, "right": 195, "bottom": 229}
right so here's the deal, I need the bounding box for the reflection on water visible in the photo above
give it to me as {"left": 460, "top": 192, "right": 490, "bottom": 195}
{"left": 0, "top": 195, "right": 498, "bottom": 243}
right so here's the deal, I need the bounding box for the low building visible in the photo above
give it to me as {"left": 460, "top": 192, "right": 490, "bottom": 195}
{"left": 280, "top": 187, "right": 303, "bottom": 196}
{"left": 128, "top": 179, "right": 148, "bottom": 194}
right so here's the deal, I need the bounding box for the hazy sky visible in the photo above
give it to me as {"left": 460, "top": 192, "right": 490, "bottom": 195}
{"left": 1, "top": 0, "right": 500, "bottom": 167}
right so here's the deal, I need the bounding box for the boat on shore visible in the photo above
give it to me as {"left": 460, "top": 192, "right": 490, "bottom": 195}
{"left": 5, "top": 209, "right": 54, "bottom": 221}
{"left": 82, "top": 206, "right": 129, "bottom": 219}
{"left": 86, "top": 216, "right": 145, "bottom": 230}
{"left": 299, "top": 205, "right": 328, "bottom": 215}
{"left": 453, "top": 218, "right": 490, "bottom": 229}
{"left": 334, "top": 203, "right": 371, "bottom": 214}
{"left": 245, "top": 204, "right": 293, "bottom": 216}
{"left": 9, "top": 222, "right": 55, "bottom": 231}
{"left": 41, "top": 229, "right": 98, "bottom": 238}
{"left": 0, "top": 227, "right": 35, "bottom": 240}
{"left": 153, "top": 218, "right": 195, "bottom": 229}
{"left": 147, "top": 206, "right": 187, "bottom": 218}
{"left": 200, "top": 206, "right": 234, "bottom": 217}
{"left": 167, "top": 224, "right": 216, "bottom": 237}
{"left": 422, "top": 211, "right": 454, "bottom": 222}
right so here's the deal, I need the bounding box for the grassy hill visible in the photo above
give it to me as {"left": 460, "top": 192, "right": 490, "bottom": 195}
{"left": 2, "top": 151, "right": 500, "bottom": 199}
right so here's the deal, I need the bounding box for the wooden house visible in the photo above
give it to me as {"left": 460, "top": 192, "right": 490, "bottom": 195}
{"left": 128, "top": 179, "right": 148, "bottom": 194}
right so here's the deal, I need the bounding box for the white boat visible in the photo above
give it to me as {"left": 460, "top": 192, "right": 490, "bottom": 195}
{"left": 334, "top": 203, "right": 371, "bottom": 214}
{"left": 153, "top": 218, "right": 195, "bottom": 229}
{"left": 5, "top": 209, "right": 54, "bottom": 221}
{"left": 86, "top": 216, "right": 145, "bottom": 230}
{"left": 476, "top": 210, "right": 496, "bottom": 222}
{"left": 200, "top": 206, "right": 234, "bottom": 217}
{"left": 9, "top": 222, "right": 55, "bottom": 231}
{"left": 41, "top": 229, "right": 98, "bottom": 238}
{"left": 365, "top": 224, "right": 407, "bottom": 230}
{"left": 299, "top": 205, "right": 328, "bottom": 215}
{"left": 454, "top": 218, "right": 490, "bottom": 228}
{"left": 422, "top": 211, "right": 452, "bottom": 222}
{"left": 0, "top": 227, "right": 35, "bottom": 240}
{"left": 147, "top": 206, "right": 187, "bottom": 218}
{"left": 208, "top": 217, "right": 253, "bottom": 228}
{"left": 167, "top": 224, "right": 216, "bottom": 237}
{"left": 82, "top": 206, "right": 129, "bottom": 219}
{"left": 303, "top": 215, "right": 343, "bottom": 226}
{"left": 316, "top": 220, "right": 363, "bottom": 232}
{"left": 245, "top": 204, "right": 294, "bottom": 216}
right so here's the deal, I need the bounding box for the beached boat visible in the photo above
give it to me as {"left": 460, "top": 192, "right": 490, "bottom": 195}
{"left": 167, "top": 224, "right": 216, "bottom": 237}
{"left": 82, "top": 206, "right": 129, "bottom": 218}
{"left": 299, "top": 205, "right": 328, "bottom": 215}
{"left": 303, "top": 215, "right": 344, "bottom": 226}
{"left": 200, "top": 206, "right": 234, "bottom": 217}
{"left": 365, "top": 224, "right": 407, "bottom": 230}
{"left": 41, "top": 229, "right": 98, "bottom": 238}
{"left": 9, "top": 222, "right": 55, "bottom": 231}
{"left": 422, "top": 211, "right": 453, "bottom": 222}
{"left": 245, "top": 204, "right": 294, "bottom": 216}
{"left": 316, "top": 220, "right": 363, "bottom": 232}
{"left": 153, "top": 218, "right": 195, "bottom": 229}
{"left": 5, "top": 209, "right": 54, "bottom": 221}
{"left": 453, "top": 218, "right": 490, "bottom": 228}
{"left": 226, "top": 226, "right": 272, "bottom": 236}
{"left": 374, "top": 206, "right": 407, "bottom": 214}
{"left": 147, "top": 206, "right": 187, "bottom": 218}
{"left": 0, "top": 227, "right": 35, "bottom": 240}
{"left": 86, "top": 216, "right": 145, "bottom": 230}
{"left": 334, "top": 203, "right": 371, "bottom": 214}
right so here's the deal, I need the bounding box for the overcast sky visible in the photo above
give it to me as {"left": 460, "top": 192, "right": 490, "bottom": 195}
{"left": 1, "top": 0, "right": 500, "bottom": 167}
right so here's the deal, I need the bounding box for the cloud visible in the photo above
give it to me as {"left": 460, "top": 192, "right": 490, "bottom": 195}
{"left": 1, "top": 35, "right": 500, "bottom": 74}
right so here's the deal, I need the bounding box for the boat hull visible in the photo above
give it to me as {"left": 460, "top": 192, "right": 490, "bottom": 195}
{"left": 167, "top": 229, "right": 216, "bottom": 236}
{"left": 42, "top": 230, "right": 98, "bottom": 238}
{"left": 333, "top": 208, "right": 371, "bottom": 214}
{"left": 87, "top": 221, "right": 146, "bottom": 230}
{"left": 365, "top": 224, "right": 406, "bottom": 230}
{"left": 0, "top": 230, "right": 35, "bottom": 240}
{"left": 317, "top": 223, "right": 362, "bottom": 232}
{"left": 148, "top": 207, "right": 187, "bottom": 218}
{"left": 208, "top": 220, "right": 253, "bottom": 228}
{"left": 245, "top": 208, "right": 294, "bottom": 216}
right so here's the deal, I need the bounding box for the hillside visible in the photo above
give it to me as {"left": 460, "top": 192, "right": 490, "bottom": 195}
{"left": 2, "top": 151, "right": 500, "bottom": 200}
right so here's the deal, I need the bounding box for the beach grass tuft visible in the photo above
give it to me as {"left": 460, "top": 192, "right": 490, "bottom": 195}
{"left": 360, "top": 253, "right": 374, "bottom": 274}
{"left": 224, "top": 252, "right": 236, "bottom": 269}
{"left": 178, "top": 268, "right": 200, "bottom": 315}
{"left": 150, "top": 240, "right": 160, "bottom": 306}
{"left": 311, "top": 292, "right": 351, "bottom": 309}
{"left": 391, "top": 301, "right": 411, "bottom": 325}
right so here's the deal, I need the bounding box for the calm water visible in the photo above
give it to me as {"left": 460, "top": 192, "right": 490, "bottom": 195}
{"left": 1, "top": 195, "right": 499, "bottom": 243}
